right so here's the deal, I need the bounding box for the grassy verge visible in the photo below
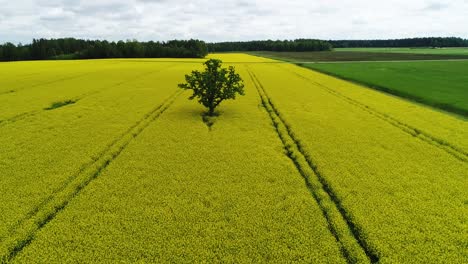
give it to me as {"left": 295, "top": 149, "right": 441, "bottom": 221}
{"left": 302, "top": 61, "right": 468, "bottom": 117}
{"left": 335, "top": 47, "right": 468, "bottom": 55}
{"left": 250, "top": 51, "right": 468, "bottom": 62}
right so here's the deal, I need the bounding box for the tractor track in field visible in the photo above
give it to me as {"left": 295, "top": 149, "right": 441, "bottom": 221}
{"left": 0, "top": 71, "right": 75, "bottom": 95}
{"left": 0, "top": 72, "right": 94, "bottom": 96}
{"left": 247, "top": 67, "right": 378, "bottom": 264}
{"left": 0, "top": 61, "right": 177, "bottom": 96}
{"left": 0, "top": 110, "right": 42, "bottom": 127}
{"left": 0, "top": 90, "right": 16, "bottom": 96}
{"left": 0, "top": 65, "right": 177, "bottom": 128}
{"left": 278, "top": 65, "right": 468, "bottom": 163}
{"left": 0, "top": 89, "right": 183, "bottom": 263}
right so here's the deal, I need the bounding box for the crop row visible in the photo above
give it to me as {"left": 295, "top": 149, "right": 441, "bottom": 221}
{"left": 10, "top": 65, "right": 348, "bottom": 263}
{"left": 0, "top": 62, "right": 177, "bottom": 123}
{"left": 282, "top": 64, "right": 468, "bottom": 153}
{"left": 0, "top": 62, "right": 189, "bottom": 247}
{"left": 247, "top": 67, "right": 374, "bottom": 264}
{"left": 3, "top": 55, "right": 466, "bottom": 263}
{"left": 279, "top": 64, "right": 467, "bottom": 162}
{"left": 0, "top": 87, "right": 182, "bottom": 262}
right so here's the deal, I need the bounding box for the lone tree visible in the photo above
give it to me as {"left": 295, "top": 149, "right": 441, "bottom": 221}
{"left": 178, "top": 59, "right": 245, "bottom": 116}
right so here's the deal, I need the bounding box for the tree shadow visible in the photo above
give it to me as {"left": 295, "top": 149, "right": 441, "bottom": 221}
{"left": 201, "top": 111, "right": 220, "bottom": 131}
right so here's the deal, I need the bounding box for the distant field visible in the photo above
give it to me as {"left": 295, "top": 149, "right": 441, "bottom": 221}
{"left": 250, "top": 50, "right": 468, "bottom": 62}
{"left": 1, "top": 54, "right": 467, "bottom": 263}
{"left": 303, "top": 60, "right": 468, "bottom": 116}
{"left": 336, "top": 47, "right": 468, "bottom": 55}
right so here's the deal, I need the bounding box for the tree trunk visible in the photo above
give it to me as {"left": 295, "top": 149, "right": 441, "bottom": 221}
{"left": 208, "top": 106, "right": 215, "bottom": 116}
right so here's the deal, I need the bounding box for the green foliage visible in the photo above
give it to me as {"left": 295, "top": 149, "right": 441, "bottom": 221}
{"left": 0, "top": 38, "right": 208, "bottom": 61}
{"left": 178, "top": 59, "right": 245, "bottom": 115}
{"left": 208, "top": 39, "right": 332, "bottom": 52}
{"left": 50, "top": 53, "right": 80, "bottom": 60}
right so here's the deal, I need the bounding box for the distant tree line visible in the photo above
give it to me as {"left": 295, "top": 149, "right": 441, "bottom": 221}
{"left": 207, "top": 39, "right": 333, "bottom": 52}
{"left": 0, "top": 38, "right": 208, "bottom": 61}
{"left": 329, "top": 37, "right": 468, "bottom": 48}
{"left": 2, "top": 37, "right": 467, "bottom": 61}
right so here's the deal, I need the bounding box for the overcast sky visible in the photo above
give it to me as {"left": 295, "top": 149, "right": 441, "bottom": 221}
{"left": 1, "top": 0, "right": 467, "bottom": 44}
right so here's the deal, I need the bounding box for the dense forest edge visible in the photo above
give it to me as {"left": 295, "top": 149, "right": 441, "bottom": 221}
{"left": 1, "top": 37, "right": 467, "bottom": 61}
{"left": 0, "top": 39, "right": 209, "bottom": 61}
{"left": 207, "top": 39, "right": 332, "bottom": 52}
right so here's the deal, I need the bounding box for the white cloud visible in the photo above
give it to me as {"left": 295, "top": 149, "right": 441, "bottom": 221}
{"left": 0, "top": 0, "right": 467, "bottom": 44}
{"left": 423, "top": 2, "right": 450, "bottom": 11}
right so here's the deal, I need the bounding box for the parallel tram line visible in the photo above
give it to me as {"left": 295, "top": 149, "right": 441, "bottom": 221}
{"left": 0, "top": 65, "right": 177, "bottom": 128}
{"left": 0, "top": 59, "right": 138, "bottom": 95}
{"left": 0, "top": 72, "right": 93, "bottom": 96}
{"left": 0, "top": 89, "right": 183, "bottom": 263}
{"left": 278, "top": 64, "right": 468, "bottom": 162}
{"left": 246, "top": 66, "right": 378, "bottom": 264}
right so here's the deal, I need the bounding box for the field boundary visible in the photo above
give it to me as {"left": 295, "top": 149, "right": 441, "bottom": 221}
{"left": 298, "top": 64, "right": 468, "bottom": 117}
{"left": 247, "top": 67, "right": 377, "bottom": 264}
{"left": 248, "top": 51, "right": 468, "bottom": 64}
{"left": 298, "top": 59, "right": 468, "bottom": 63}
{"left": 0, "top": 89, "right": 183, "bottom": 263}
{"left": 279, "top": 65, "right": 468, "bottom": 163}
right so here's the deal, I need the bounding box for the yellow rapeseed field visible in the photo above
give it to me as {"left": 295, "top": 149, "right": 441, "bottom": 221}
{"left": 0, "top": 54, "right": 466, "bottom": 263}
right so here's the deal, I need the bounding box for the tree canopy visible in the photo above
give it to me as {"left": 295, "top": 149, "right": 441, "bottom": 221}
{"left": 207, "top": 39, "right": 332, "bottom": 52}
{"left": 206, "top": 37, "right": 468, "bottom": 52}
{"left": 178, "top": 59, "right": 245, "bottom": 116}
{"left": 2, "top": 37, "right": 467, "bottom": 62}
{"left": 0, "top": 38, "right": 208, "bottom": 61}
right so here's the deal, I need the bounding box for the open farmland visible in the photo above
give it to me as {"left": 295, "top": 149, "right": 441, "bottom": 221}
{"left": 1, "top": 54, "right": 467, "bottom": 263}
{"left": 250, "top": 50, "right": 468, "bottom": 62}
{"left": 336, "top": 47, "right": 468, "bottom": 55}
{"left": 303, "top": 60, "right": 468, "bottom": 116}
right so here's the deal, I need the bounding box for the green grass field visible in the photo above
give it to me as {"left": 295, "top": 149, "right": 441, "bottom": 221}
{"left": 336, "top": 47, "right": 468, "bottom": 55}
{"left": 250, "top": 51, "right": 468, "bottom": 62}
{"left": 303, "top": 60, "right": 468, "bottom": 116}
{"left": 1, "top": 54, "right": 467, "bottom": 263}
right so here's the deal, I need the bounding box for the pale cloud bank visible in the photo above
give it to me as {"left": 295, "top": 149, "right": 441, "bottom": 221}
{"left": 0, "top": 0, "right": 467, "bottom": 43}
